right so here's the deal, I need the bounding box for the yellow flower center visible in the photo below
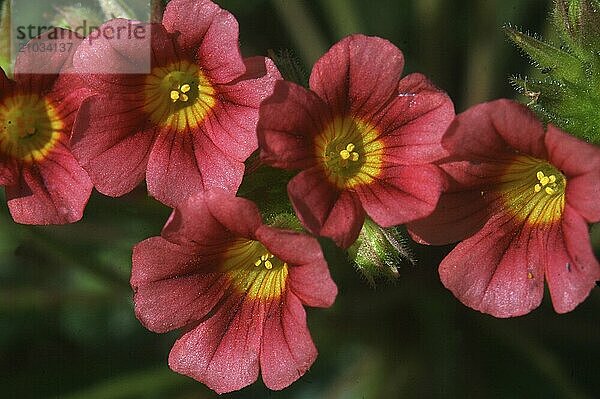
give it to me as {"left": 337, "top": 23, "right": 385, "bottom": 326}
{"left": 144, "top": 60, "right": 216, "bottom": 132}
{"left": 500, "top": 156, "right": 566, "bottom": 225}
{"left": 315, "top": 116, "right": 384, "bottom": 189}
{"left": 223, "top": 239, "right": 289, "bottom": 301}
{"left": 0, "top": 94, "right": 63, "bottom": 162}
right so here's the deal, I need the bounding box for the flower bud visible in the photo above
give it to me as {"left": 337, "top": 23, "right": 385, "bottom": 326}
{"left": 348, "top": 218, "right": 415, "bottom": 286}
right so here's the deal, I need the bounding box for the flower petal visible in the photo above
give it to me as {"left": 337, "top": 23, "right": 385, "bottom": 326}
{"left": 161, "top": 193, "right": 229, "bottom": 245}
{"left": 288, "top": 167, "right": 364, "bottom": 248}
{"left": 6, "top": 141, "right": 92, "bottom": 224}
{"left": 205, "top": 57, "right": 280, "bottom": 161}
{"left": 71, "top": 96, "right": 155, "bottom": 197}
{"left": 407, "top": 161, "right": 502, "bottom": 245}
{"left": 146, "top": 128, "right": 204, "bottom": 207}
{"left": 374, "top": 74, "right": 454, "bottom": 164}
{"left": 355, "top": 164, "right": 445, "bottom": 228}
{"left": 131, "top": 237, "right": 228, "bottom": 333}
{"left": 258, "top": 80, "right": 329, "bottom": 169}
{"left": 14, "top": 28, "right": 82, "bottom": 92}
{"left": 309, "top": 34, "right": 404, "bottom": 119}
{"left": 205, "top": 190, "right": 263, "bottom": 238}
{"left": 169, "top": 294, "right": 263, "bottom": 394}
{"left": 545, "top": 125, "right": 600, "bottom": 222}
{"left": 545, "top": 206, "right": 600, "bottom": 313}
{"left": 0, "top": 156, "right": 18, "bottom": 186}
{"left": 443, "top": 99, "right": 546, "bottom": 160}
{"left": 73, "top": 20, "right": 155, "bottom": 76}
{"left": 255, "top": 225, "right": 337, "bottom": 307}
{"left": 260, "top": 292, "right": 317, "bottom": 390}
{"left": 146, "top": 129, "right": 244, "bottom": 208}
{"left": 163, "top": 0, "right": 245, "bottom": 84}
{"left": 438, "top": 212, "right": 546, "bottom": 318}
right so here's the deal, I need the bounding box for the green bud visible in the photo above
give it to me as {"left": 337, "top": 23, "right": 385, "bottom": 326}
{"left": 348, "top": 218, "right": 415, "bottom": 287}
{"left": 267, "top": 48, "right": 309, "bottom": 88}
{"left": 553, "top": 0, "right": 600, "bottom": 55}
{"left": 506, "top": 3, "right": 600, "bottom": 145}
{"left": 503, "top": 25, "right": 585, "bottom": 84}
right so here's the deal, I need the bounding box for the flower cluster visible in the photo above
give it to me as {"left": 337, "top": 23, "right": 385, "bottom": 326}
{"left": 1, "top": 0, "right": 598, "bottom": 394}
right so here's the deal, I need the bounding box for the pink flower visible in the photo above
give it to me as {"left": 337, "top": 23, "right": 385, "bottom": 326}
{"left": 131, "top": 191, "right": 337, "bottom": 393}
{"left": 0, "top": 29, "right": 92, "bottom": 224}
{"left": 257, "top": 34, "right": 454, "bottom": 248}
{"left": 409, "top": 99, "right": 600, "bottom": 317}
{"left": 71, "top": 0, "right": 280, "bottom": 207}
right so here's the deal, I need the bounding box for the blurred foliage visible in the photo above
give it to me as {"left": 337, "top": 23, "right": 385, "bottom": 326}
{"left": 1, "top": 0, "right": 599, "bottom": 398}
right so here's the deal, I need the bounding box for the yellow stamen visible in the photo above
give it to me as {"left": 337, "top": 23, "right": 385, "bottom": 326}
{"left": 534, "top": 184, "right": 542, "bottom": 193}
{"left": 170, "top": 90, "right": 180, "bottom": 101}
{"left": 346, "top": 143, "right": 355, "bottom": 152}
{"left": 180, "top": 93, "right": 189, "bottom": 102}
{"left": 545, "top": 187, "right": 555, "bottom": 195}
{"left": 340, "top": 149, "right": 351, "bottom": 160}
{"left": 549, "top": 175, "right": 556, "bottom": 183}
{"left": 536, "top": 171, "right": 544, "bottom": 180}
{"left": 540, "top": 176, "right": 549, "bottom": 186}
{"left": 350, "top": 152, "right": 359, "bottom": 161}
{"left": 264, "top": 260, "right": 273, "bottom": 269}
{"left": 254, "top": 259, "right": 262, "bottom": 267}
{"left": 180, "top": 84, "right": 191, "bottom": 93}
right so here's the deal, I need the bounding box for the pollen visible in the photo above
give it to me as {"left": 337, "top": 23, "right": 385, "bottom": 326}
{"left": 144, "top": 60, "right": 216, "bottom": 131}
{"left": 224, "top": 239, "right": 289, "bottom": 300}
{"left": 316, "top": 116, "right": 383, "bottom": 189}
{"left": 533, "top": 170, "right": 559, "bottom": 196}
{"left": 170, "top": 84, "right": 191, "bottom": 103}
{"left": 501, "top": 156, "right": 566, "bottom": 226}
{"left": 254, "top": 253, "right": 279, "bottom": 270}
{"left": 339, "top": 143, "right": 360, "bottom": 162}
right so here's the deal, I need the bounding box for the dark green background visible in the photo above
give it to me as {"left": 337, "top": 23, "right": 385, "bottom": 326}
{"left": 1, "top": 1, "right": 599, "bottom": 398}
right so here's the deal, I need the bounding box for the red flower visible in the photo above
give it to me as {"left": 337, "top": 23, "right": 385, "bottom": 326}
{"left": 71, "top": 0, "right": 280, "bottom": 207}
{"left": 258, "top": 34, "right": 454, "bottom": 248}
{"left": 131, "top": 191, "right": 337, "bottom": 393}
{"left": 409, "top": 99, "right": 600, "bottom": 317}
{"left": 0, "top": 29, "right": 92, "bottom": 224}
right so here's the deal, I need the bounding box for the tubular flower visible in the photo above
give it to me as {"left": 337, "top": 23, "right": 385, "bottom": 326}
{"left": 258, "top": 34, "right": 454, "bottom": 248}
{"left": 71, "top": 0, "right": 280, "bottom": 207}
{"left": 0, "top": 29, "right": 92, "bottom": 224}
{"left": 408, "top": 99, "right": 600, "bottom": 317}
{"left": 131, "top": 191, "right": 337, "bottom": 393}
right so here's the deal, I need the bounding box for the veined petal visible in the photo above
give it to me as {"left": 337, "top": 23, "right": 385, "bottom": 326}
{"left": 260, "top": 291, "right": 317, "bottom": 390}
{"left": 545, "top": 125, "right": 600, "bottom": 222}
{"left": 256, "top": 225, "right": 337, "bottom": 307}
{"left": 442, "top": 99, "right": 546, "bottom": 161}
{"left": 545, "top": 206, "right": 600, "bottom": 313}
{"left": 162, "top": 0, "right": 246, "bottom": 83}
{"left": 259, "top": 80, "right": 329, "bottom": 169}
{"left": 169, "top": 294, "right": 262, "bottom": 394}
{"left": 131, "top": 236, "right": 228, "bottom": 333}
{"left": 288, "top": 167, "right": 364, "bottom": 248}
{"left": 15, "top": 28, "right": 82, "bottom": 93}
{"left": 71, "top": 96, "right": 155, "bottom": 197}
{"left": 439, "top": 212, "right": 545, "bottom": 318}
{"left": 372, "top": 74, "right": 454, "bottom": 164}
{"left": 355, "top": 164, "right": 445, "bottom": 227}
{"left": 309, "top": 34, "right": 404, "bottom": 119}
{"left": 6, "top": 140, "right": 92, "bottom": 224}
{"left": 205, "top": 57, "right": 280, "bottom": 161}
